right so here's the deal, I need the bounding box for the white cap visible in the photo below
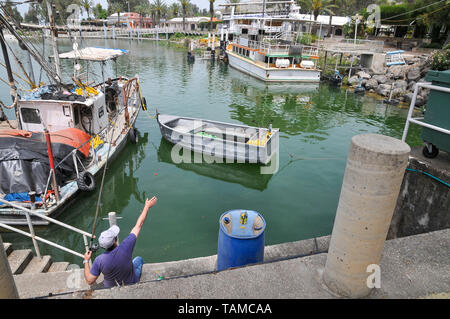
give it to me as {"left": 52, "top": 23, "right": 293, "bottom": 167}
{"left": 98, "top": 225, "right": 120, "bottom": 249}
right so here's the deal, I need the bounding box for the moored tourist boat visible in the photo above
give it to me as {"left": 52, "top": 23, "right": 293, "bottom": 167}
{"left": 222, "top": 1, "right": 321, "bottom": 83}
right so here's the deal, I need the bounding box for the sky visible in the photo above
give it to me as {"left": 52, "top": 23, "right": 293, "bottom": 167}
{"left": 16, "top": 0, "right": 231, "bottom": 17}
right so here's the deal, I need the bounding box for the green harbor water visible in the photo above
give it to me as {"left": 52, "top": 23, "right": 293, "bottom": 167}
{"left": 0, "top": 38, "right": 422, "bottom": 265}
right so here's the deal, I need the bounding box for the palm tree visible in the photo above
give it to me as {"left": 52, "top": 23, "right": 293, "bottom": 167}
{"left": 170, "top": 2, "right": 180, "bottom": 18}
{"left": 209, "top": 0, "right": 215, "bottom": 31}
{"left": 80, "top": 0, "right": 93, "bottom": 20}
{"left": 178, "top": 0, "right": 190, "bottom": 31}
{"left": 135, "top": 4, "right": 149, "bottom": 27}
{"left": 153, "top": 0, "right": 166, "bottom": 26}
{"left": 297, "top": 0, "right": 336, "bottom": 34}
{"left": 110, "top": 2, "right": 122, "bottom": 27}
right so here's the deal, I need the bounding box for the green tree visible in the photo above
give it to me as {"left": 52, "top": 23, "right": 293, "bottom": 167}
{"left": 3, "top": 0, "right": 23, "bottom": 23}
{"left": 135, "top": 3, "right": 150, "bottom": 26}
{"left": 79, "top": 0, "right": 93, "bottom": 20}
{"left": 153, "top": 0, "right": 166, "bottom": 26}
{"left": 297, "top": 0, "right": 336, "bottom": 21}
{"left": 178, "top": 0, "right": 190, "bottom": 31}
{"left": 169, "top": 2, "right": 180, "bottom": 18}
{"left": 109, "top": 2, "right": 122, "bottom": 26}
{"left": 24, "top": 4, "right": 42, "bottom": 24}
{"left": 209, "top": 0, "right": 215, "bottom": 31}
{"left": 93, "top": 4, "right": 109, "bottom": 19}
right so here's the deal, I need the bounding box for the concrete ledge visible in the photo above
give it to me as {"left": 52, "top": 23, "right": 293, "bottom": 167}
{"left": 52, "top": 229, "right": 450, "bottom": 299}
{"left": 141, "top": 235, "right": 330, "bottom": 281}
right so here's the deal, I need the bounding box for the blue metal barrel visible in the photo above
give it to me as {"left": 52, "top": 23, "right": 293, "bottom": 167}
{"left": 217, "top": 209, "right": 266, "bottom": 271}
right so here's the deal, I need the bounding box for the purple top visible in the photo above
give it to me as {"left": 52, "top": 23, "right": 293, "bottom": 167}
{"left": 90, "top": 233, "right": 138, "bottom": 288}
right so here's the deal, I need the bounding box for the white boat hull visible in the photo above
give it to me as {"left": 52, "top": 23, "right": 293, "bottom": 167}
{"left": 227, "top": 52, "right": 321, "bottom": 83}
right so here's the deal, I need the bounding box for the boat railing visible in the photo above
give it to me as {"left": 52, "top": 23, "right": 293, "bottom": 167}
{"left": 0, "top": 197, "right": 93, "bottom": 260}
{"left": 260, "top": 41, "right": 291, "bottom": 56}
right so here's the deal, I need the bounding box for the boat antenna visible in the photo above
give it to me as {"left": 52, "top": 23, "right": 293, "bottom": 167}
{"left": 0, "top": 26, "right": 19, "bottom": 123}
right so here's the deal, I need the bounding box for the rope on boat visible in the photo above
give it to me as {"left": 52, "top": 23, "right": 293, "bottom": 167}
{"left": 89, "top": 118, "right": 118, "bottom": 249}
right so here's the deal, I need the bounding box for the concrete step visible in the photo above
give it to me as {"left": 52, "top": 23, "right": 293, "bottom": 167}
{"left": 7, "top": 249, "right": 33, "bottom": 275}
{"left": 14, "top": 269, "right": 104, "bottom": 299}
{"left": 3, "top": 242, "right": 13, "bottom": 256}
{"left": 22, "top": 256, "right": 52, "bottom": 274}
{"left": 47, "top": 262, "right": 70, "bottom": 273}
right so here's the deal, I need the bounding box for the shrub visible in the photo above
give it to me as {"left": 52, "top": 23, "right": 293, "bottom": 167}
{"left": 431, "top": 49, "right": 450, "bottom": 71}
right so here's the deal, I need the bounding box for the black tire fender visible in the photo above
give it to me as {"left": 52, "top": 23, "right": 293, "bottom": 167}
{"left": 77, "top": 171, "right": 95, "bottom": 192}
{"left": 129, "top": 127, "right": 138, "bottom": 144}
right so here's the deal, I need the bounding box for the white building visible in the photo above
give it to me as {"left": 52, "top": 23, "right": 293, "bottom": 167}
{"left": 167, "top": 17, "right": 211, "bottom": 31}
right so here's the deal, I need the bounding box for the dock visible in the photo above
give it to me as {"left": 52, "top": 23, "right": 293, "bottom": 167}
{"left": 10, "top": 228, "right": 448, "bottom": 299}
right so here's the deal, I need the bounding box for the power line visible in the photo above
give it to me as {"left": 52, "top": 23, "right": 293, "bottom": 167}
{"left": 381, "top": 2, "right": 450, "bottom": 23}
{"left": 382, "top": 0, "right": 447, "bottom": 22}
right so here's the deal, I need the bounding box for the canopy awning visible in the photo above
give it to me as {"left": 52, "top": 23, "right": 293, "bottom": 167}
{"left": 58, "top": 47, "right": 128, "bottom": 61}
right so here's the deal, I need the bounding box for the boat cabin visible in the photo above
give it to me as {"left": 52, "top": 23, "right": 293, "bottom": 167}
{"left": 18, "top": 47, "right": 129, "bottom": 135}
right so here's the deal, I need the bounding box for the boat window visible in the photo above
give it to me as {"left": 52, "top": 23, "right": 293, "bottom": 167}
{"left": 98, "top": 105, "right": 105, "bottom": 119}
{"left": 20, "top": 107, "right": 41, "bottom": 124}
{"left": 62, "top": 105, "right": 71, "bottom": 117}
{"left": 73, "top": 104, "right": 80, "bottom": 125}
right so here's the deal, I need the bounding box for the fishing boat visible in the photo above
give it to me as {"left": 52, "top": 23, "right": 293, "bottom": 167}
{"left": 221, "top": 1, "right": 321, "bottom": 83}
{"left": 157, "top": 114, "right": 279, "bottom": 165}
{"left": 0, "top": 13, "right": 144, "bottom": 225}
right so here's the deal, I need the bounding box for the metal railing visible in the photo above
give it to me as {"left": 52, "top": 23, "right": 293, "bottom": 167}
{"left": 402, "top": 82, "right": 450, "bottom": 142}
{"left": 0, "top": 197, "right": 93, "bottom": 259}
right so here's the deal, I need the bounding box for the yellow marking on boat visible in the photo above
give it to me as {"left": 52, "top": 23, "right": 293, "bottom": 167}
{"left": 247, "top": 131, "right": 272, "bottom": 147}
{"left": 91, "top": 134, "right": 104, "bottom": 150}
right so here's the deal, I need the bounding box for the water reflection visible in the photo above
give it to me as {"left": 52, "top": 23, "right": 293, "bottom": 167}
{"left": 156, "top": 138, "right": 273, "bottom": 191}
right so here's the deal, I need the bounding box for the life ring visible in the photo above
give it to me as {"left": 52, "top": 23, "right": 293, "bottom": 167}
{"left": 77, "top": 171, "right": 95, "bottom": 192}
{"left": 129, "top": 127, "right": 138, "bottom": 144}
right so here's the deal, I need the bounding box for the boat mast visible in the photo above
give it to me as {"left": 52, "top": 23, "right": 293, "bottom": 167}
{"left": 0, "top": 26, "right": 20, "bottom": 127}
{"left": 0, "top": 13, "right": 62, "bottom": 85}
{"left": 46, "top": 0, "right": 62, "bottom": 80}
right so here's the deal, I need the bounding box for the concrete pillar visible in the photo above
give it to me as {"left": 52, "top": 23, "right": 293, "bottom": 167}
{"left": 0, "top": 235, "right": 19, "bottom": 299}
{"left": 323, "top": 134, "right": 410, "bottom": 298}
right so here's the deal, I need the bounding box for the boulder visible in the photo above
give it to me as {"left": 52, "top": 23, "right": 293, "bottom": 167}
{"left": 348, "top": 75, "right": 359, "bottom": 85}
{"left": 407, "top": 67, "right": 421, "bottom": 82}
{"left": 356, "top": 71, "right": 371, "bottom": 79}
{"left": 365, "top": 78, "right": 378, "bottom": 90}
{"left": 391, "top": 88, "right": 405, "bottom": 98}
{"left": 404, "top": 92, "right": 425, "bottom": 107}
{"left": 376, "top": 84, "right": 392, "bottom": 97}
{"left": 404, "top": 92, "right": 414, "bottom": 103}
{"left": 393, "top": 80, "right": 408, "bottom": 91}
{"left": 373, "top": 75, "right": 388, "bottom": 84}
{"left": 388, "top": 65, "right": 407, "bottom": 80}
{"left": 407, "top": 81, "right": 417, "bottom": 92}
{"left": 415, "top": 95, "right": 425, "bottom": 107}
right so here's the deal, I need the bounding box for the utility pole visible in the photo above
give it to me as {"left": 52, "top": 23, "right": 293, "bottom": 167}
{"left": 0, "top": 235, "right": 19, "bottom": 299}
